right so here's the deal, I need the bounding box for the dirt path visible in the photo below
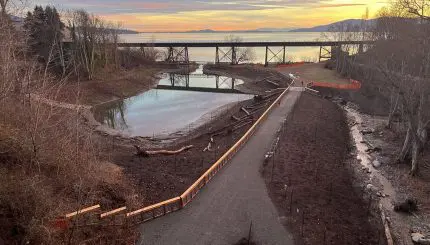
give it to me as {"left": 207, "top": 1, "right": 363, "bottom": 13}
{"left": 139, "top": 91, "right": 302, "bottom": 245}
{"left": 276, "top": 63, "right": 349, "bottom": 86}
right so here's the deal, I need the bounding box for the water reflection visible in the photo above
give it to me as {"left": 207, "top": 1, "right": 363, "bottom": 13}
{"left": 157, "top": 65, "right": 244, "bottom": 93}
{"left": 94, "top": 67, "right": 252, "bottom": 137}
{"left": 94, "top": 99, "right": 129, "bottom": 131}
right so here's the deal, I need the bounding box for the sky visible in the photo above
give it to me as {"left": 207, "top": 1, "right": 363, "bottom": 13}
{"left": 36, "top": 0, "right": 388, "bottom": 32}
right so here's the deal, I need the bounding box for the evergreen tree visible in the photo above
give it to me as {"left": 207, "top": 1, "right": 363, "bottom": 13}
{"left": 24, "top": 5, "right": 65, "bottom": 74}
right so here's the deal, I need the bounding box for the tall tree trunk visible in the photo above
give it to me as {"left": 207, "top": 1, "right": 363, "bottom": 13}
{"left": 410, "top": 136, "right": 421, "bottom": 175}
{"left": 398, "top": 125, "right": 412, "bottom": 162}
{"left": 387, "top": 91, "right": 400, "bottom": 129}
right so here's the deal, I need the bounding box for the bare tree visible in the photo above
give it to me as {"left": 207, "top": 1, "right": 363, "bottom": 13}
{"left": 224, "top": 34, "right": 256, "bottom": 64}
{"left": 0, "top": 0, "right": 9, "bottom": 17}
{"left": 369, "top": 0, "right": 430, "bottom": 175}
{"left": 66, "top": 10, "right": 121, "bottom": 80}
{"left": 398, "top": 0, "right": 430, "bottom": 20}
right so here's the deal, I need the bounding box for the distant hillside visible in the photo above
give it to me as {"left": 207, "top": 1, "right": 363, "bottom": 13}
{"left": 116, "top": 29, "right": 140, "bottom": 34}
{"left": 251, "top": 27, "right": 293, "bottom": 32}
{"left": 188, "top": 29, "right": 217, "bottom": 33}
{"left": 290, "top": 19, "right": 376, "bottom": 32}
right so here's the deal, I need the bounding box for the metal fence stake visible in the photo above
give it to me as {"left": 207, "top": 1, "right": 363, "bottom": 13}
{"left": 301, "top": 209, "right": 305, "bottom": 237}
{"left": 248, "top": 221, "right": 253, "bottom": 245}
{"left": 289, "top": 189, "right": 293, "bottom": 214}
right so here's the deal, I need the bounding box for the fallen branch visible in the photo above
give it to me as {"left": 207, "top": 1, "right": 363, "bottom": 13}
{"left": 231, "top": 115, "right": 240, "bottom": 121}
{"left": 134, "top": 145, "right": 194, "bottom": 157}
{"left": 233, "top": 120, "right": 253, "bottom": 131}
{"left": 241, "top": 107, "right": 250, "bottom": 116}
{"left": 379, "top": 205, "right": 394, "bottom": 245}
{"left": 203, "top": 137, "right": 214, "bottom": 152}
{"left": 261, "top": 91, "right": 283, "bottom": 100}
{"left": 246, "top": 101, "right": 268, "bottom": 110}
{"left": 248, "top": 104, "right": 268, "bottom": 114}
{"left": 266, "top": 80, "right": 280, "bottom": 87}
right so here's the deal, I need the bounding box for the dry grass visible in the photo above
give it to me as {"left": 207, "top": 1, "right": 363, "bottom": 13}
{"left": 0, "top": 18, "right": 140, "bottom": 244}
{"left": 56, "top": 67, "right": 161, "bottom": 106}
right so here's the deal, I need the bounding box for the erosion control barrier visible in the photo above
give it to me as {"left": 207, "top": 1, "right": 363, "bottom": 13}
{"left": 307, "top": 79, "right": 361, "bottom": 90}
{"left": 276, "top": 62, "right": 305, "bottom": 68}
{"left": 59, "top": 87, "right": 291, "bottom": 229}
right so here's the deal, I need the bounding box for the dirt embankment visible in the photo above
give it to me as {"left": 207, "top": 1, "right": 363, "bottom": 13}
{"left": 57, "top": 64, "right": 197, "bottom": 106}
{"left": 261, "top": 92, "right": 385, "bottom": 245}
{"left": 346, "top": 105, "right": 430, "bottom": 245}
{"left": 203, "top": 64, "right": 290, "bottom": 94}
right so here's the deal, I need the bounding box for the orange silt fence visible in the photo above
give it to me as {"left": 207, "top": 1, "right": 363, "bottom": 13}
{"left": 308, "top": 79, "right": 361, "bottom": 90}
{"left": 277, "top": 62, "right": 305, "bottom": 68}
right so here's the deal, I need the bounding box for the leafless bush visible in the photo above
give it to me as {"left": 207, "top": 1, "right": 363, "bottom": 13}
{"left": 118, "top": 47, "right": 159, "bottom": 68}
{"left": 0, "top": 13, "right": 140, "bottom": 245}
{"left": 225, "top": 34, "right": 256, "bottom": 64}
{"left": 65, "top": 9, "right": 156, "bottom": 80}
{"left": 368, "top": 1, "right": 430, "bottom": 175}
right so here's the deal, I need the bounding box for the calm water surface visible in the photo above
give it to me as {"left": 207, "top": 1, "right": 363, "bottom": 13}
{"left": 94, "top": 65, "right": 251, "bottom": 137}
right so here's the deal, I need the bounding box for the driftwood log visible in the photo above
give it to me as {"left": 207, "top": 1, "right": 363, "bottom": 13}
{"left": 261, "top": 91, "right": 283, "bottom": 100}
{"left": 241, "top": 107, "right": 250, "bottom": 115}
{"left": 203, "top": 137, "right": 214, "bottom": 152}
{"left": 266, "top": 80, "right": 280, "bottom": 87}
{"left": 231, "top": 115, "right": 241, "bottom": 121}
{"left": 134, "top": 145, "right": 193, "bottom": 157}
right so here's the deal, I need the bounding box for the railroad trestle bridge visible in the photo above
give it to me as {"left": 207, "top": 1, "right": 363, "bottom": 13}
{"left": 118, "top": 41, "right": 372, "bottom": 66}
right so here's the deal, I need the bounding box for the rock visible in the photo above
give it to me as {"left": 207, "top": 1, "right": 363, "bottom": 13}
{"left": 360, "top": 128, "right": 374, "bottom": 135}
{"left": 394, "top": 198, "right": 418, "bottom": 213}
{"left": 372, "top": 160, "right": 381, "bottom": 168}
{"left": 366, "top": 184, "right": 377, "bottom": 192}
{"left": 411, "top": 233, "right": 430, "bottom": 244}
{"left": 366, "top": 147, "right": 382, "bottom": 153}
{"left": 377, "top": 192, "right": 386, "bottom": 197}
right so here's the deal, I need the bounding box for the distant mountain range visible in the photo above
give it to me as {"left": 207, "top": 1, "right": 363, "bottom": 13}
{"left": 187, "top": 27, "right": 293, "bottom": 33}
{"left": 289, "top": 19, "right": 376, "bottom": 32}
{"left": 11, "top": 15, "right": 376, "bottom": 34}
{"left": 185, "top": 19, "right": 376, "bottom": 33}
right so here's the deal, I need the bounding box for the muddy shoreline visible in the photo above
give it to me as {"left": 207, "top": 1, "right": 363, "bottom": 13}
{"left": 87, "top": 64, "right": 290, "bottom": 207}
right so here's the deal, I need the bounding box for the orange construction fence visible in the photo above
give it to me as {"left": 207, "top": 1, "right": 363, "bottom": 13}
{"left": 276, "top": 62, "right": 305, "bottom": 68}
{"left": 307, "top": 79, "right": 361, "bottom": 90}
{"left": 57, "top": 87, "right": 292, "bottom": 229}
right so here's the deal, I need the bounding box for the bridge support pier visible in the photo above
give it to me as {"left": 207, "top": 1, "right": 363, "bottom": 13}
{"left": 169, "top": 74, "right": 190, "bottom": 87}
{"left": 215, "top": 46, "right": 238, "bottom": 65}
{"left": 166, "top": 47, "right": 189, "bottom": 64}
{"left": 318, "top": 46, "right": 340, "bottom": 62}
{"left": 265, "top": 46, "right": 287, "bottom": 67}
{"left": 358, "top": 43, "right": 364, "bottom": 54}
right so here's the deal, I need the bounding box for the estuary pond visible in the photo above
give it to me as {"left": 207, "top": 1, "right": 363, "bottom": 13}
{"left": 93, "top": 66, "right": 252, "bottom": 137}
